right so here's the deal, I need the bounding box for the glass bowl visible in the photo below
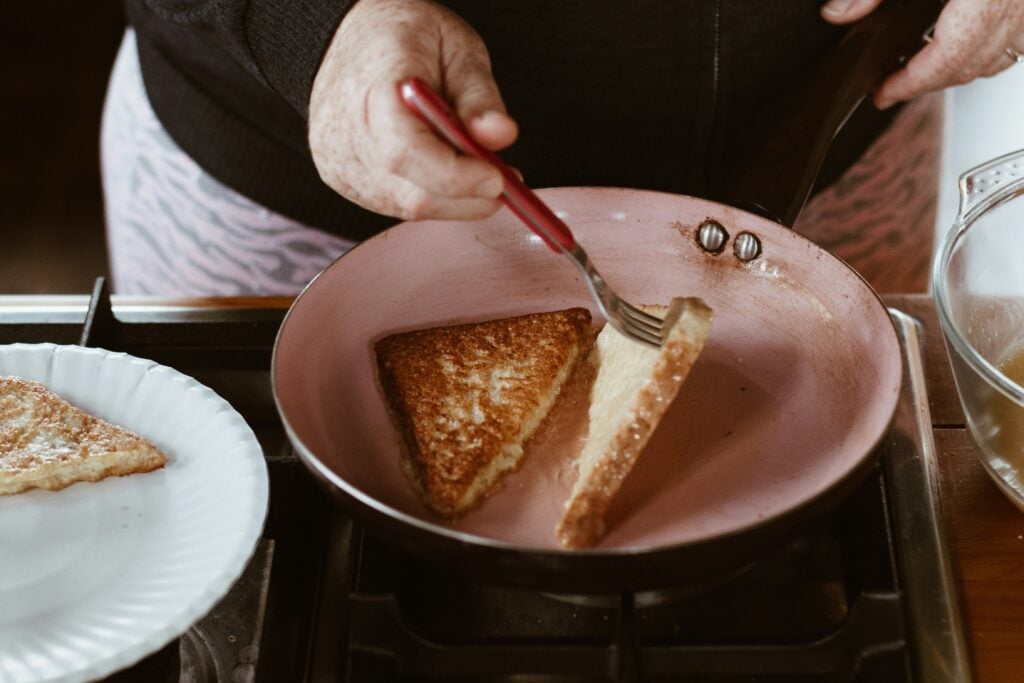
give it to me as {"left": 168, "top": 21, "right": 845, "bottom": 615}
{"left": 934, "top": 148, "right": 1024, "bottom": 509}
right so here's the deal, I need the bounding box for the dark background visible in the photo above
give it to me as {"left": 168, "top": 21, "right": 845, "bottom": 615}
{"left": 3, "top": 4, "right": 123, "bottom": 294}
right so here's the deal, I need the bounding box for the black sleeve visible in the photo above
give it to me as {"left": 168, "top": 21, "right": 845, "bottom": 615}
{"left": 133, "top": 0, "right": 357, "bottom": 116}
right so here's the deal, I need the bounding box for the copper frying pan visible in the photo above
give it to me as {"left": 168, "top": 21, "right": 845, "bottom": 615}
{"left": 272, "top": 0, "right": 939, "bottom": 592}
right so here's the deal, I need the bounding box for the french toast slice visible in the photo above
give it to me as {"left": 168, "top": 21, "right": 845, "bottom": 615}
{"left": 376, "top": 308, "right": 594, "bottom": 519}
{"left": 0, "top": 376, "right": 168, "bottom": 496}
{"left": 556, "top": 298, "right": 713, "bottom": 548}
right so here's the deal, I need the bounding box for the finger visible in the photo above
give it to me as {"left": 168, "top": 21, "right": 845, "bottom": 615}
{"left": 466, "top": 110, "right": 519, "bottom": 151}
{"left": 387, "top": 176, "right": 504, "bottom": 221}
{"left": 366, "top": 80, "right": 506, "bottom": 199}
{"left": 820, "top": 0, "right": 883, "bottom": 24}
{"left": 873, "top": 39, "right": 976, "bottom": 109}
{"left": 978, "top": 50, "right": 1017, "bottom": 78}
{"left": 443, "top": 52, "right": 519, "bottom": 151}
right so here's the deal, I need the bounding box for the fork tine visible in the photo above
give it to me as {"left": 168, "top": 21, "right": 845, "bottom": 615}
{"left": 619, "top": 301, "right": 664, "bottom": 326}
{"left": 621, "top": 313, "right": 663, "bottom": 338}
{"left": 619, "top": 303, "right": 665, "bottom": 334}
{"left": 616, "top": 319, "right": 664, "bottom": 347}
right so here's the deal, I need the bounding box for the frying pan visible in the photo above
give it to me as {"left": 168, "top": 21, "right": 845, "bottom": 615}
{"left": 272, "top": 0, "right": 941, "bottom": 593}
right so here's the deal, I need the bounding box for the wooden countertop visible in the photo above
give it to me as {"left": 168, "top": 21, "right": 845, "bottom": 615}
{"left": 886, "top": 294, "right": 1024, "bottom": 683}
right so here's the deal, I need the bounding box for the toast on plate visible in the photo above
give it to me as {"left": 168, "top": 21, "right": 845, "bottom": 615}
{"left": 556, "top": 298, "right": 713, "bottom": 548}
{"left": 376, "top": 308, "right": 595, "bottom": 519}
{"left": 0, "top": 376, "right": 168, "bottom": 496}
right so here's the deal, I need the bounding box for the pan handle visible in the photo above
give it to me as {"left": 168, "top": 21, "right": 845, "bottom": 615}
{"left": 721, "top": 0, "right": 944, "bottom": 227}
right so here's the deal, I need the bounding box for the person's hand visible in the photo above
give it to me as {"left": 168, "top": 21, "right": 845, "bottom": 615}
{"left": 821, "top": 0, "right": 1024, "bottom": 109}
{"left": 309, "top": 0, "right": 517, "bottom": 220}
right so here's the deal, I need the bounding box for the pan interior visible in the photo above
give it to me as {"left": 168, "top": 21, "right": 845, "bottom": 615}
{"left": 273, "top": 188, "right": 901, "bottom": 551}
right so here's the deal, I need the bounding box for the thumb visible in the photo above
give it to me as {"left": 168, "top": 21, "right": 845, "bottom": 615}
{"left": 444, "top": 54, "right": 518, "bottom": 150}
{"left": 820, "top": 0, "right": 883, "bottom": 24}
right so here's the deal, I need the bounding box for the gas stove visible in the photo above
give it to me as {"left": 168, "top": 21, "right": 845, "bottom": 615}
{"left": 0, "top": 280, "right": 971, "bottom": 682}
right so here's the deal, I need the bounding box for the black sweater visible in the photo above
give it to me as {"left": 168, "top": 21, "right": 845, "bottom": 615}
{"left": 127, "top": 1, "right": 888, "bottom": 241}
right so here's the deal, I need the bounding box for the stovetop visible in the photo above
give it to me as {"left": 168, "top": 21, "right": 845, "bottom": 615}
{"left": 0, "top": 281, "right": 971, "bottom": 682}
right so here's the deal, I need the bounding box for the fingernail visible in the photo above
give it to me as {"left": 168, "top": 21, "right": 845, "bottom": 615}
{"left": 822, "top": 0, "right": 853, "bottom": 17}
{"left": 475, "top": 175, "right": 504, "bottom": 197}
{"left": 472, "top": 110, "right": 504, "bottom": 125}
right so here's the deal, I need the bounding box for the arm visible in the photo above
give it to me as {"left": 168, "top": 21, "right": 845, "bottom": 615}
{"left": 139, "top": 0, "right": 518, "bottom": 222}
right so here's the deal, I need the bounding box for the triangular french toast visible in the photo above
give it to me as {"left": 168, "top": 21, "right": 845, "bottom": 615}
{"left": 376, "top": 308, "right": 594, "bottom": 519}
{"left": 557, "top": 298, "right": 713, "bottom": 548}
{"left": 0, "top": 376, "right": 168, "bottom": 496}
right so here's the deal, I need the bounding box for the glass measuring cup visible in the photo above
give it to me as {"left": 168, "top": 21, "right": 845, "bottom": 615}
{"left": 934, "top": 148, "right": 1024, "bottom": 509}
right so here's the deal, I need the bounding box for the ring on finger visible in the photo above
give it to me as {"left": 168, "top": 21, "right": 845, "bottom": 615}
{"left": 1007, "top": 46, "right": 1024, "bottom": 64}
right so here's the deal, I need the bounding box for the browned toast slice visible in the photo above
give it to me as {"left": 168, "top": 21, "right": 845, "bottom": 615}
{"left": 376, "top": 308, "right": 595, "bottom": 519}
{"left": 556, "top": 298, "right": 713, "bottom": 548}
{"left": 0, "top": 376, "right": 168, "bottom": 496}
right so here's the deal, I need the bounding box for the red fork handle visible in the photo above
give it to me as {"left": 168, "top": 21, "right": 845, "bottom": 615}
{"left": 398, "top": 77, "right": 576, "bottom": 253}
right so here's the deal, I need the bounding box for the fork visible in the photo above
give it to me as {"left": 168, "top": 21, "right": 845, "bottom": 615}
{"left": 398, "top": 77, "right": 670, "bottom": 348}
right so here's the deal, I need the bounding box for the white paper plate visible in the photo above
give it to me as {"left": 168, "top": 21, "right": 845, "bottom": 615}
{"left": 0, "top": 344, "right": 268, "bottom": 683}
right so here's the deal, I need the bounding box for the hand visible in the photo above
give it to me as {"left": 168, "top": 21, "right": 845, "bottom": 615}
{"left": 309, "top": 0, "right": 518, "bottom": 220}
{"left": 821, "top": 0, "right": 1024, "bottom": 109}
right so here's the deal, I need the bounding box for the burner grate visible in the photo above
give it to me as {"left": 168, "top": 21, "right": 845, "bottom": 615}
{"left": 329, "top": 472, "right": 909, "bottom": 682}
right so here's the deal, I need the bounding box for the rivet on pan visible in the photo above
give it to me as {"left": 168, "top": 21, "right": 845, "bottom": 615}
{"left": 697, "top": 220, "right": 728, "bottom": 254}
{"left": 734, "top": 232, "right": 762, "bottom": 261}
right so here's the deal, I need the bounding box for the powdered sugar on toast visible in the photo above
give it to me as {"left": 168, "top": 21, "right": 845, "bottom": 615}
{"left": 0, "top": 376, "right": 167, "bottom": 496}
